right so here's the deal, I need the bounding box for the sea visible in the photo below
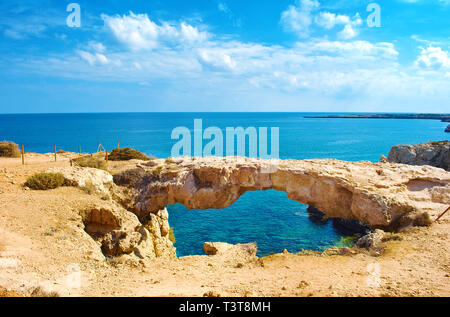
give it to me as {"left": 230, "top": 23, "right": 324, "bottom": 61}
{"left": 0, "top": 112, "right": 448, "bottom": 256}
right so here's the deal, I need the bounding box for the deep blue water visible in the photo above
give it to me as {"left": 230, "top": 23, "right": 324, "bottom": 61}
{"left": 0, "top": 113, "right": 448, "bottom": 256}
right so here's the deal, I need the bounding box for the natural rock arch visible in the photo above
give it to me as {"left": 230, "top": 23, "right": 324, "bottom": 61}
{"left": 113, "top": 157, "right": 450, "bottom": 229}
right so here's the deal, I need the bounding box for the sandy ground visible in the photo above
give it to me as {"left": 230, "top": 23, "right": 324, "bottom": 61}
{"left": 0, "top": 154, "right": 449, "bottom": 297}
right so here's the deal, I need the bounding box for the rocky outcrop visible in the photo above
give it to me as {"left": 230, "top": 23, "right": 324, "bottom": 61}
{"left": 46, "top": 166, "right": 113, "bottom": 195}
{"left": 113, "top": 157, "right": 450, "bottom": 229}
{"left": 445, "top": 125, "right": 450, "bottom": 133}
{"left": 203, "top": 242, "right": 258, "bottom": 267}
{"left": 387, "top": 141, "right": 450, "bottom": 171}
{"left": 81, "top": 204, "right": 176, "bottom": 259}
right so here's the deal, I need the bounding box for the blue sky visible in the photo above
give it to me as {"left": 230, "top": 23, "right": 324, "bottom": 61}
{"left": 0, "top": 0, "right": 450, "bottom": 113}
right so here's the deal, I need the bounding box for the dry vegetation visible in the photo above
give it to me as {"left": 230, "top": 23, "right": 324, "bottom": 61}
{"left": 24, "top": 172, "right": 66, "bottom": 190}
{"left": 108, "top": 147, "right": 150, "bottom": 161}
{"left": 73, "top": 156, "right": 107, "bottom": 170}
{"left": 0, "top": 141, "right": 21, "bottom": 158}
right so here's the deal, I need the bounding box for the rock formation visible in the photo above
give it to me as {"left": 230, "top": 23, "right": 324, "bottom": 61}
{"left": 112, "top": 157, "right": 450, "bottom": 229}
{"left": 81, "top": 203, "right": 176, "bottom": 259}
{"left": 445, "top": 125, "right": 450, "bottom": 133}
{"left": 47, "top": 166, "right": 114, "bottom": 195}
{"left": 47, "top": 166, "right": 177, "bottom": 260}
{"left": 387, "top": 141, "right": 450, "bottom": 171}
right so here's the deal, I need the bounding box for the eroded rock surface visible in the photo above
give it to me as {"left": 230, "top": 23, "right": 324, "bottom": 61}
{"left": 81, "top": 204, "right": 176, "bottom": 259}
{"left": 46, "top": 166, "right": 113, "bottom": 194}
{"left": 113, "top": 157, "right": 450, "bottom": 229}
{"left": 388, "top": 141, "right": 450, "bottom": 171}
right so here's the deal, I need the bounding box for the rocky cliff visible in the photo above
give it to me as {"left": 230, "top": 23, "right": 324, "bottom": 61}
{"left": 47, "top": 156, "right": 450, "bottom": 261}
{"left": 388, "top": 141, "right": 450, "bottom": 171}
{"left": 113, "top": 157, "right": 450, "bottom": 229}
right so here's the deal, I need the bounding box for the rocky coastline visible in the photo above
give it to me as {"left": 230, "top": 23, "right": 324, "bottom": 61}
{"left": 0, "top": 144, "right": 449, "bottom": 297}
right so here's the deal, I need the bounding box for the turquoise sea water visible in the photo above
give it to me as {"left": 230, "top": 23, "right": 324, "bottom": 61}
{"left": 0, "top": 113, "right": 448, "bottom": 256}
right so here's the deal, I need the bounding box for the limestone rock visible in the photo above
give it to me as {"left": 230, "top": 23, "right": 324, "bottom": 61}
{"left": 445, "top": 125, "right": 450, "bottom": 133}
{"left": 81, "top": 204, "right": 176, "bottom": 259}
{"left": 203, "top": 242, "right": 258, "bottom": 266}
{"left": 387, "top": 141, "right": 450, "bottom": 171}
{"left": 203, "top": 242, "right": 234, "bottom": 255}
{"left": 47, "top": 166, "right": 113, "bottom": 194}
{"left": 113, "top": 157, "right": 450, "bottom": 229}
{"left": 356, "top": 229, "right": 385, "bottom": 250}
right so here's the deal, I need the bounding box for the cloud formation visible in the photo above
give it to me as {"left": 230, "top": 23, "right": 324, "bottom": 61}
{"left": 102, "top": 12, "right": 209, "bottom": 51}
{"left": 280, "top": 0, "right": 362, "bottom": 39}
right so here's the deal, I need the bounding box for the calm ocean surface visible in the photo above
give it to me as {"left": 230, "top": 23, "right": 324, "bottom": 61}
{"left": 0, "top": 113, "right": 448, "bottom": 256}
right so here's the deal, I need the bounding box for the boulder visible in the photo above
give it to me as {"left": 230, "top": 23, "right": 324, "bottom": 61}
{"left": 46, "top": 166, "right": 113, "bottom": 194}
{"left": 387, "top": 141, "right": 450, "bottom": 171}
{"left": 356, "top": 229, "right": 385, "bottom": 251}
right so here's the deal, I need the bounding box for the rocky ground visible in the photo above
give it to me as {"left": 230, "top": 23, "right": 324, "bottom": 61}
{"left": 0, "top": 153, "right": 449, "bottom": 297}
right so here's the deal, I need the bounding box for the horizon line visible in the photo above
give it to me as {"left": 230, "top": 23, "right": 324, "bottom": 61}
{"left": 1, "top": 111, "right": 450, "bottom": 115}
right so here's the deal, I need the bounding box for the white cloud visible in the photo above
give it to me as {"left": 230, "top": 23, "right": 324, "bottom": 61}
{"left": 315, "top": 12, "right": 350, "bottom": 29}
{"left": 77, "top": 50, "right": 109, "bottom": 66}
{"left": 101, "top": 12, "right": 209, "bottom": 51}
{"left": 416, "top": 46, "right": 450, "bottom": 70}
{"left": 280, "top": 0, "right": 319, "bottom": 38}
{"left": 281, "top": 1, "right": 362, "bottom": 40}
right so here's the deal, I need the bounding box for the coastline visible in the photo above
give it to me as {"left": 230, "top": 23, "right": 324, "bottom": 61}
{"left": 0, "top": 150, "right": 449, "bottom": 297}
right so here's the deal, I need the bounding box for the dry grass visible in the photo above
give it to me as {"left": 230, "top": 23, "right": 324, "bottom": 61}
{"left": 24, "top": 173, "right": 66, "bottom": 190}
{"left": 0, "top": 141, "right": 21, "bottom": 158}
{"left": 414, "top": 212, "right": 433, "bottom": 227}
{"left": 108, "top": 147, "right": 150, "bottom": 161}
{"left": 30, "top": 286, "right": 60, "bottom": 297}
{"left": 73, "top": 156, "right": 107, "bottom": 170}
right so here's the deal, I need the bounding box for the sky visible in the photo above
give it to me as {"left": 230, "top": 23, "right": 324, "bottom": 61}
{"left": 0, "top": 0, "right": 450, "bottom": 113}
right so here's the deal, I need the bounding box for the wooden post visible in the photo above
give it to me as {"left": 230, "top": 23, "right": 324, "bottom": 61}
{"left": 436, "top": 206, "right": 450, "bottom": 222}
{"left": 21, "top": 145, "right": 24, "bottom": 165}
{"left": 70, "top": 159, "right": 73, "bottom": 167}
{"left": 54, "top": 145, "right": 57, "bottom": 162}
{"left": 117, "top": 141, "right": 120, "bottom": 150}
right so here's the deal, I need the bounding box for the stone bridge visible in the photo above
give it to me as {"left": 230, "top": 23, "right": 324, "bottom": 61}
{"left": 113, "top": 157, "right": 450, "bottom": 229}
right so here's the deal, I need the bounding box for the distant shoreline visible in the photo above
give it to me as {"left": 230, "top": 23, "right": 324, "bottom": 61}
{"left": 304, "top": 113, "right": 450, "bottom": 123}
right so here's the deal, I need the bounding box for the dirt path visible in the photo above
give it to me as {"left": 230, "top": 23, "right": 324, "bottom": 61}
{"left": 0, "top": 155, "right": 449, "bottom": 297}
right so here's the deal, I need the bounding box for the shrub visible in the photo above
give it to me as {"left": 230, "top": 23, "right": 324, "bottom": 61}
{"left": 414, "top": 212, "right": 433, "bottom": 227}
{"left": 73, "top": 156, "right": 107, "bottom": 170}
{"left": 169, "top": 227, "right": 176, "bottom": 244}
{"left": 0, "top": 141, "right": 21, "bottom": 158}
{"left": 24, "top": 173, "right": 66, "bottom": 190}
{"left": 80, "top": 181, "right": 96, "bottom": 195}
{"left": 108, "top": 147, "right": 150, "bottom": 161}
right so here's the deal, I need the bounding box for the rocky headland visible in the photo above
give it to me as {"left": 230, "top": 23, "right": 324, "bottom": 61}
{"left": 387, "top": 141, "right": 449, "bottom": 171}
{"left": 304, "top": 113, "right": 450, "bottom": 122}
{"left": 0, "top": 150, "right": 449, "bottom": 297}
{"left": 304, "top": 114, "right": 450, "bottom": 132}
